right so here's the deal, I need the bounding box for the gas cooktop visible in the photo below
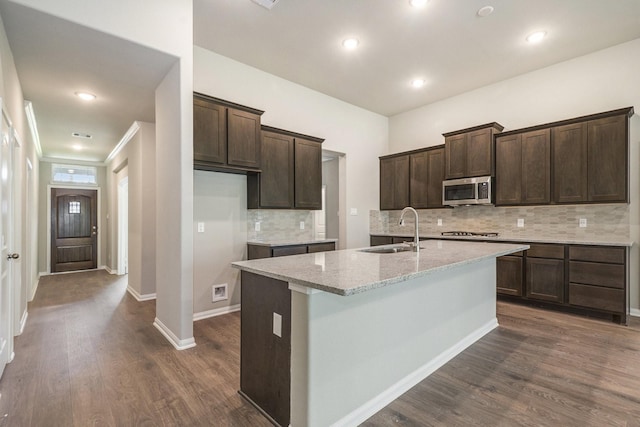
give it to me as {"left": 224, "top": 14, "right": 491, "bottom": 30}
{"left": 441, "top": 231, "right": 499, "bottom": 237}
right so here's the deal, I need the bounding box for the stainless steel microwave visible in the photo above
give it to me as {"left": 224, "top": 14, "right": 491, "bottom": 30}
{"left": 442, "top": 176, "right": 493, "bottom": 206}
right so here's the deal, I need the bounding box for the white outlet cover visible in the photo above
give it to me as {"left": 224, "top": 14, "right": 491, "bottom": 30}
{"left": 437, "top": 218, "right": 443, "bottom": 226}
{"left": 273, "top": 312, "right": 282, "bottom": 337}
{"left": 350, "top": 208, "right": 358, "bottom": 216}
{"left": 517, "top": 218, "right": 524, "bottom": 228}
{"left": 579, "top": 218, "right": 587, "bottom": 227}
{"left": 197, "top": 222, "right": 205, "bottom": 233}
{"left": 255, "top": 221, "right": 261, "bottom": 231}
{"left": 300, "top": 221, "right": 305, "bottom": 230}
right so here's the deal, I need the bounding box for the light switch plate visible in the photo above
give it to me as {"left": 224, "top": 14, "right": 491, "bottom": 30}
{"left": 197, "top": 222, "right": 205, "bottom": 233}
{"left": 273, "top": 313, "right": 282, "bottom": 337}
{"left": 579, "top": 218, "right": 587, "bottom": 228}
{"left": 517, "top": 218, "right": 524, "bottom": 228}
{"left": 350, "top": 208, "right": 358, "bottom": 216}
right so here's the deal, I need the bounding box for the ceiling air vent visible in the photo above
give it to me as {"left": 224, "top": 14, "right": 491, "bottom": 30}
{"left": 250, "top": 0, "right": 280, "bottom": 10}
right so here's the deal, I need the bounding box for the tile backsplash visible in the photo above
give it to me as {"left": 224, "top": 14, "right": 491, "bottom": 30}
{"left": 247, "top": 210, "right": 315, "bottom": 241}
{"left": 371, "top": 204, "right": 630, "bottom": 241}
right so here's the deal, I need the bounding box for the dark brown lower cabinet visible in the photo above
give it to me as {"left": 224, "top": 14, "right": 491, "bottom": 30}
{"left": 526, "top": 257, "right": 564, "bottom": 303}
{"left": 247, "top": 241, "right": 335, "bottom": 260}
{"left": 496, "top": 255, "right": 523, "bottom": 296}
{"left": 240, "top": 271, "right": 291, "bottom": 427}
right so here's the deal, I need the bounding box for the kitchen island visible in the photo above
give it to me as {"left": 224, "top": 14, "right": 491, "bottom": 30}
{"left": 232, "top": 240, "right": 528, "bottom": 427}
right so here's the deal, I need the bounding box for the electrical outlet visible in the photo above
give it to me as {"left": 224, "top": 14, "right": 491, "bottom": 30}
{"left": 437, "top": 218, "right": 442, "bottom": 226}
{"left": 579, "top": 218, "right": 587, "bottom": 228}
{"left": 273, "top": 313, "right": 282, "bottom": 337}
{"left": 255, "top": 222, "right": 261, "bottom": 231}
{"left": 350, "top": 208, "right": 358, "bottom": 216}
{"left": 197, "top": 222, "right": 205, "bottom": 233}
{"left": 300, "top": 221, "right": 305, "bottom": 230}
{"left": 212, "top": 284, "right": 228, "bottom": 302}
{"left": 517, "top": 218, "right": 524, "bottom": 228}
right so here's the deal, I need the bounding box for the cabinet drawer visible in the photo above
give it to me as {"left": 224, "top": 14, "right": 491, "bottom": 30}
{"left": 370, "top": 236, "right": 393, "bottom": 246}
{"left": 569, "top": 283, "right": 624, "bottom": 313}
{"left": 526, "top": 244, "right": 564, "bottom": 259}
{"left": 569, "top": 261, "right": 624, "bottom": 289}
{"left": 271, "top": 246, "right": 308, "bottom": 257}
{"left": 307, "top": 242, "right": 335, "bottom": 253}
{"left": 569, "top": 246, "right": 625, "bottom": 264}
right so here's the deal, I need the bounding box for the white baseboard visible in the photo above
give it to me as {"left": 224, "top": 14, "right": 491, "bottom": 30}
{"left": 29, "top": 277, "right": 39, "bottom": 302}
{"left": 39, "top": 267, "right": 106, "bottom": 276}
{"left": 38, "top": 271, "right": 48, "bottom": 277}
{"left": 331, "top": 318, "right": 499, "bottom": 427}
{"left": 153, "top": 317, "right": 196, "bottom": 350}
{"left": 127, "top": 286, "right": 156, "bottom": 302}
{"left": 630, "top": 308, "right": 640, "bottom": 318}
{"left": 102, "top": 265, "right": 114, "bottom": 274}
{"left": 17, "top": 310, "right": 28, "bottom": 335}
{"left": 193, "top": 304, "right": 241, "bottom": 321}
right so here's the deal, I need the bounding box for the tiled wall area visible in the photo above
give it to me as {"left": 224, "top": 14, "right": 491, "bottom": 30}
{"left": 247, "top": 210, "right": 316, "bottom": 241}
{"left": 371, "top": 204, "right": 630, "bottom": 241}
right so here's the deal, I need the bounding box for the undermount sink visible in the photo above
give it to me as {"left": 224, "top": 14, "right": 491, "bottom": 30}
{"left": 359, "top": 245, "right": 415, "bottom": 254}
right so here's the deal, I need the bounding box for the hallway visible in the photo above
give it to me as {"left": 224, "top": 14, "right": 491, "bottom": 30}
{"left": 0, "top": 271, "right": 269, "bottom": 426}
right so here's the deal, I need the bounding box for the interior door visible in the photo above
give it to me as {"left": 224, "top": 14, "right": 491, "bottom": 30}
{"left": 51, "top": 188, "right": 98, "bottom": 273}
{"left": 0, "top": 108, "right": 14, "bottom": 376}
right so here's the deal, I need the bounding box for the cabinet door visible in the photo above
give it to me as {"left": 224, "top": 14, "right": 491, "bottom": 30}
{"left": 553, "top": 122, "right": 588, "bottom": 203}
{"left": 259, "top": 131, "right": 294, "bottom": 208}
{"left": 497, "top": 255, "right": 523, "bottom": 296}
{"left": 370, "top": 236, "right": 393, "bottom": 246}
{"left": 526, "top": 258, "right": 564, "bottom": 303}
{"left": 227, "top": 108, "right": 261, "bottom": 169}
{"left": 426, "top": 148, "right": 445, "bottom": 208}
{"left": 409, "top": 151, "right": 429, "bottom": 209}
{"left": 380, "top": 155, "right": 409, "bottom": 210}
{"left": 294, "top": 138, "right": 322, "bottom": 209}
{"left": 521, "top": 129, "right": 550, "bottom": 204}
{"left": 495, "top": 134, "right": 522, "bottom": 205}
{"left": 467, "top": 128, "right": 494, "bottom": 177}
{"left": 587, "top": 115, "right": 627, "bottom": 202}
{"left": 444, "top": 134, "right": 467, "bottom": 179}
{"left": 193, "top": 98, "right": 226, "bottom": 165}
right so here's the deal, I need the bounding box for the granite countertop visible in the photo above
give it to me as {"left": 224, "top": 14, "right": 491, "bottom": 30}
{"left": 232, "top": 240, "right": 528, "bottom": 296}
{"left": 371, "top": 232, "right": 633, "bottom": 247}
{"left": 247, "top": 238, "right": 338, "bottom": 247}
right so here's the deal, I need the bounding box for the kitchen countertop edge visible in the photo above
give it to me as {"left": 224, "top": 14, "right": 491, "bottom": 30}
{"left": 370, "top": 233, "right": 633, "bottom": 247}
{"left": 247, "top": 238, "right": 339, "bottom": 247}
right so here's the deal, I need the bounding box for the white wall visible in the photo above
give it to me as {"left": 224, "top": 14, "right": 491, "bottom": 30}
{"left": 193, "top": 170, "right": 246, "bottom": 316}
{"left": 106, "top": 122, "right": 156, "bottom": 299}
{"left": 389, "top": 38, "right": 640, "bottom": 311}
{"left": 194, "top": 46, "right": 389, "bottom": 250}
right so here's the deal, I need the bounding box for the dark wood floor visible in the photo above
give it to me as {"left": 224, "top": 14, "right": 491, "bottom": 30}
{"left": 1, "top": 271, "right": 639, "bottom": 426}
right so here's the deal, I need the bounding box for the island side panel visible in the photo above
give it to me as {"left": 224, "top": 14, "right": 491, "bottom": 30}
{"left": 240, "top": 271, "right": 291, "bottom": 427}
{"left": 290, "top": 258, "right": 498, "bottom": 427}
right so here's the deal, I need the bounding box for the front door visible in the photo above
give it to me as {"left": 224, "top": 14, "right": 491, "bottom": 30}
{"left": 51, "top": 188, "right": 98, "bottom": 273}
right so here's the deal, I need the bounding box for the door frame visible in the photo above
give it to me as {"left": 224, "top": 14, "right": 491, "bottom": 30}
{"left": 1, "top": 100, "right": 15, "bottom": 369}
{"left": 46, "top": 184, "right": 101, "bottom": 274}
{"left": 117, "top": 176, "right": 128, "bottom": 275}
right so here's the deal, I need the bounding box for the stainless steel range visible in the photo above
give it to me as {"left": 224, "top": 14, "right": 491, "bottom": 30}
{"left": 441, "top": 231, "right": 499, "bottom": 237}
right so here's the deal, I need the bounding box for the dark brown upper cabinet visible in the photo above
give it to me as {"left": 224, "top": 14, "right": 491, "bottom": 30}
{"left": 193, "top": 93, "right": 263, "bottom": 173}
{"left": 380, "top": 154, "right": 409, "bottom": 210}
{"left": 443, "top": 123, "right": 504, "bottom": 179}
{"left": 247, "top": 126, "right": 324, "bottom": 210}
{"left": 496, "top": 129, "right": 550, "bottom": 206}
{"left": 380, "top": 145, "right": 445, "bottom": 210}
{"left": 552, "top": 109, "right": 631, "bottom": 204}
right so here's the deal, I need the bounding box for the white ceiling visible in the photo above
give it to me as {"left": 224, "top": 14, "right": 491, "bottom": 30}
{"left": 195, "top": 0, "right": 640, "bottom": 116}
{"left": 0, "top": 1, "right": 177, "bottom": 162}
{"left": 2, "top": 0, "right": 640, "bottom": 162}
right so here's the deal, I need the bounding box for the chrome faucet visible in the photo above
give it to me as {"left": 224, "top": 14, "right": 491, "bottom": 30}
{"left": 399, "top": 207, "right": 420, "bottom": 252}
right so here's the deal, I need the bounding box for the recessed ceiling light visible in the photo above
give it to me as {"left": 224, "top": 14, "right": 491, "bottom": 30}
{"left": 409, "top": 0, "right": 428, "bottom": 8}
{"left": 72, "top": 132, "right": 92, "bottom": 139}
{"left": 477, "top": 6, "right": 494, "bottom": 17}
{"left": 75, "top": 91, "right": 96, "bottom": 101}
{"left": 72, "top": 144, "right": 83, "bottom": 151}
{"left": 411, "top": 79, "right": 426, "bottom": 89}
{"left": 342, "top": 38, "right": 359, "bottom": 50}
{"left": 526, "top": 31, "right": 546, "bottom": 43}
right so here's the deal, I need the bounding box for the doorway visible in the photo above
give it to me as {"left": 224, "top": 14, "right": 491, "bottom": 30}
{"left": 50, "top": 188, "right": 98, "bottom": 273}
{"left": 118, "top": 177, "right": 129, "bottom": 275}
{"left": 321, "top": 149, "right": 345, "bottom": 248}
